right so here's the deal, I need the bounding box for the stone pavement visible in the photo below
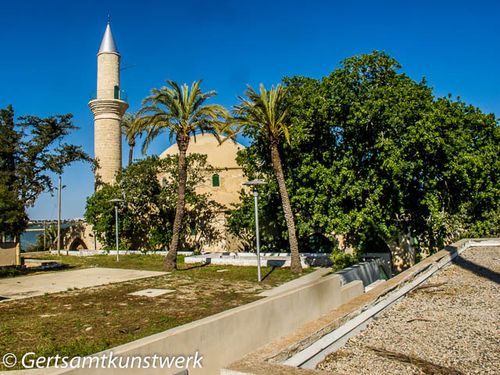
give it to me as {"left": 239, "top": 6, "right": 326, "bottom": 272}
{"left": 0, "top": 268, "right": 166, "bottom": 301}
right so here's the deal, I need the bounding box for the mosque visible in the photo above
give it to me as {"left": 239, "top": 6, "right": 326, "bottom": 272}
{"left": 88, "top": 21, "right": 246, "bottom": 252}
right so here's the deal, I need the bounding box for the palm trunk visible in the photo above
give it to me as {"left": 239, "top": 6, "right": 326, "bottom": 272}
{"left": 165, "top": 136, "right": 189, "bottom": 270}
{"left": 128, "top": 143, "right": 134, "bottom": 166}
{"left": 270, "top": 142, "right": 302, "bottom": 273}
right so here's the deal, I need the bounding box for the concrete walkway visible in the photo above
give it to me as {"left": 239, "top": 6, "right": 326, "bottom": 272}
{"left": 0, "top": 268, "right": 166, "bottom": 301}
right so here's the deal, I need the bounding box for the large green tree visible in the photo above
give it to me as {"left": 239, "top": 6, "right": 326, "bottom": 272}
{"left": 0, "top": 105, "right": 90, "bottom": 237}
{"left": 85, "top": 155, "right": 222, "bottom": 251}
{"left": 136, "top": 80, "right": 227, "bottom": 270}
{"left": 232, "top": 84, "right": 302, "bottom": 273}
{"left": 228, "top": 52, "right": 499, "bottom": 268}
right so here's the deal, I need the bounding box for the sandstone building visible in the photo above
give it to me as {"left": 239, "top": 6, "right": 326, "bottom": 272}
{"left": 160, "top": 134, "right": 246, "bottom": 251}
{"left": 160, "top": 134, "right": 245, "bottom": 208}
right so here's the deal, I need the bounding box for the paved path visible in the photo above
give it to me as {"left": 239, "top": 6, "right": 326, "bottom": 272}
{"left": 0, "top": 268, "right": 166, "bottom": 301}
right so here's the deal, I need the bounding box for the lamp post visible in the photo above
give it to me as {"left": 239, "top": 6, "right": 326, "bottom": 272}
{"left": 57, "top": 175, "right": 62, "bottom": 255}
{"left": 109, "top": 198, "right": 124, "bottom": 261}
{"left": 56, "top": 175, "right": 67, "bottom": 255}
{"left": 243, "top": 179, "right": 266, "bottom": 282}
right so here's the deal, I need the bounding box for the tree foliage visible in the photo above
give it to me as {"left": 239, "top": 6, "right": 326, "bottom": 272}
{"left": 84, "top": 154, "right": 223, "bottom": 252}
{"left": 121, "top": 112, "right": 143, "bottom": 166}
{"left": 232, "top": 84, "right": 302, "bottom": 273}
{"left": 0, "top": 105, "right": 90, "bottom": 237}
{"left": 228, "top": 52, "right": 499, "bottom": 260}
{"left": 136, "top": 80, "right": 228, "bottom": 269}
{"left": 28, "top": 225, "right": 66, "bottom": 252}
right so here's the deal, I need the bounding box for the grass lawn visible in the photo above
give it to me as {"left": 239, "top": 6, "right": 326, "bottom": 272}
{"left": 0, "top": 254, "right": 310, "bottom": 370}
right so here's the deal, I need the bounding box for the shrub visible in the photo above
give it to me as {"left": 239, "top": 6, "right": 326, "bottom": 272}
{"left": 330, "top": 249, "right": 358, "bottom": 271}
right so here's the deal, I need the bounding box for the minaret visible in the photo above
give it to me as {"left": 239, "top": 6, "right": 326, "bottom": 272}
{"left": 89, "top": 21, "right": 128, "bottom": 187}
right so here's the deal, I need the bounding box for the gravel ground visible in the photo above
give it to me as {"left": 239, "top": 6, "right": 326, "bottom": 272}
{"left": 317, "top": 246, "right": 500, "bottom": 375}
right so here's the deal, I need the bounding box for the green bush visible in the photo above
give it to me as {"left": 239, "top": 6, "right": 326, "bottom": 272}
{"left": 330, "top": 250, "right": 358, "bottom": 272}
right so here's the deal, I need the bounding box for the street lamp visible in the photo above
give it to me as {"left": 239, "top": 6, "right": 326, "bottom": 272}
{"left": 56, "top": 175, "right": 67, "bottom": 256}
{"left": 242, "top": 179, "right": 267, "bottom": 282}
{"left": 109, "top": 198, "right": 124, "bottom": 261}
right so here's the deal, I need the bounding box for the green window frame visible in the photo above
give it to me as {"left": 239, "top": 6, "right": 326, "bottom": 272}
{"left": 212, "top": 174, "right": 220, "bottom": 187}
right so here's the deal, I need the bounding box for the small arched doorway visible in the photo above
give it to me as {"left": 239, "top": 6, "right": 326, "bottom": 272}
{"left": 69, "top": 237, "right": 88, "bottom": 251}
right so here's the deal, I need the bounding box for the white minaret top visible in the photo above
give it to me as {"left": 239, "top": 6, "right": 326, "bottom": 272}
{"left": 98, "top": 22, "right": 119, "bottom": 55}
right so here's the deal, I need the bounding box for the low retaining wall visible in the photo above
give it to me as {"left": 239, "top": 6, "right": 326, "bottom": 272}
{"left": 340, "top": 281, "right": 364, "bottom": 305}
{"left": 48, "top": 250, "right": 195, "bottom": 257}
{"left": 335, "top": 260, "right": 380, "bottom": 287}
{"left": 221, "top": 238, "right": 499, "bottom": 375}
{"left": 0, "top": 242, "right": 19, "bottom": 266}
{"left": 37, "top": 273, "right": 363, "bottom": 375}
{"left": 184, "top": 252, "right": 331, "bottom": 268}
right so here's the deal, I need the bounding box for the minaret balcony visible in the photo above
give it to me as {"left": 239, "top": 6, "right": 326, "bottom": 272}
{"left": 88, "top": 97, "right": 129, "bottom": 119}
{"left": 89, "top": 89, "right": 128, "bottom": 102}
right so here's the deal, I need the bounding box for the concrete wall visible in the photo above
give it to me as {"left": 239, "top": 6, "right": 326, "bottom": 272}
{"left": 363, "top": 252, "right": 392, "bottom": 278}
{"left": 220, "top": 238, "right": 500, "bottom": 375}
{"left": 340, "top": 280, "right": 364, "bottom": 304}
{"left": 335, "top": 260, "right": 381, "bottom": 287}
{"left": 0, "top": 242, "right": 18, "bottom": 266}
{"left": 47, "top": 274, "right": 364, "bottom": 375}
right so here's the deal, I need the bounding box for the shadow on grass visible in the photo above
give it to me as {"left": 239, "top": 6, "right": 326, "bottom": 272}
{"left": 0, "top": 263, "right": 73, "bottom": 279}
{"left": 261, "top": 266, "right": 277, "bottom": 282}
{"left": 178, "top": 260, "right": 211, "bottom": 271}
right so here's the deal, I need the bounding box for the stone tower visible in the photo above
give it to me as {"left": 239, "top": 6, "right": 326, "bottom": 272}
{"left": 89, "top": 21, "right": 128, "bottom": 186}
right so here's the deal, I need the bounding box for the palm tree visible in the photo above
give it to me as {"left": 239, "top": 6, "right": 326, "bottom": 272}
{"left": 121, "top": 112, "right": 142, "bottom": 166}
{"left": 233, "top": 84, "right": 302, "bottom": 273}
{"left": 137, "top": 80, "right": 228, "bottom": 270}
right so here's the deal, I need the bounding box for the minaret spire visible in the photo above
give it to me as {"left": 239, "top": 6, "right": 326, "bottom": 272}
{"left": 98, "top": 20, "right": 119, "bottom": 54}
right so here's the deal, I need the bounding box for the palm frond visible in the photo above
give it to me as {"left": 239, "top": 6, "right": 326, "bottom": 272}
{"left": 136, "top": 79, "right": 230, "bottom": 152}
{"left": 232, "top": 83, "right": 291, "bottom": 144}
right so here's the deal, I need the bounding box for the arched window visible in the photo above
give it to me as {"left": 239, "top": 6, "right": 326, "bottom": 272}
{"left": 114, "top": 85, "right": 120, "bottom": 99}
{"left": 212, "top": 174, "right": 220, "bottom": 187}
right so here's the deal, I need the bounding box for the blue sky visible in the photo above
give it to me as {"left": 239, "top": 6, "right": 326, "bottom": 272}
{"left": 0, "top": 0, "right": 498, "bottom": 220}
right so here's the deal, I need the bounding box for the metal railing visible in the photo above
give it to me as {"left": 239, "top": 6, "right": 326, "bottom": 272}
{"left": 89, "top": 89, "right": 128, "bottom": 102}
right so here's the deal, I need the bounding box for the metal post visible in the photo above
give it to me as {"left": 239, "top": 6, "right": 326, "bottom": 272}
{"left": 115, "top": 205, "right": 119, "bottom": 262}
{"left": 243, "top": 179, "right": 266, "bottom": 283}
{"left": 108, "top": 198, "right": 123, "bottom": 261}
{"left": 57, "top": 175, "right": 62, "bottom": 255}
{"left": 253, "top": 189, "right": 261, "bottom": 282}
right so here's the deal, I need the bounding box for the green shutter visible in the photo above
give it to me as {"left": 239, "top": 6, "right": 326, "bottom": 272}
{"left": 114, "top": 86, "right": 120, "bottom": 99}
{"left": 212, "top": 174, "right": 220, "bottom": 187}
